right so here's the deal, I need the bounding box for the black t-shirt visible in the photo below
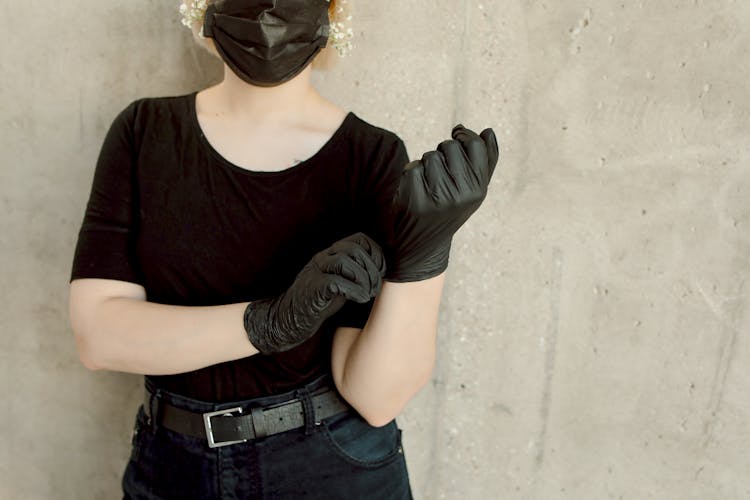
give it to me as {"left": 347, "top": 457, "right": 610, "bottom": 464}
{"left": 69, "top": 92, "right": 409, "bottom": 403}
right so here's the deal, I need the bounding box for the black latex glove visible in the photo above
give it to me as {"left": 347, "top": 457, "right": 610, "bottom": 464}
{"left": 243, "top": 232, "right": 386, "bottom": 355}
{"left": 380, "top": 124, "right": 499, "bottom": 282}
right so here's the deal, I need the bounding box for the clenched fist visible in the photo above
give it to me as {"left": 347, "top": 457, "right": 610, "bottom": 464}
{"left": 243, "top": 232, "right": 386, "bottom": 354}
{"left": 379, "top": 124, "right": 499, "bottom": 282}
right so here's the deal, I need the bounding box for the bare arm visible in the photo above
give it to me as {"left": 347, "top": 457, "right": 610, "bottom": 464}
{"left": 69, "top": 278, "right": 258, "bottom": 375}
{"left": 331, "top": 272, "right": 446, "bottom": 427}
{"left": 330, "top": 122, "right": 496, "bottom": 425}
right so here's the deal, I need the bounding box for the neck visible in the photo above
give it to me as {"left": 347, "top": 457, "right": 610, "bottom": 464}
{"left": 211, "top": 64, "right": 319, "bottom": 124}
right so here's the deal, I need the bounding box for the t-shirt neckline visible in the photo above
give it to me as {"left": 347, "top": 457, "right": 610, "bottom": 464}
{"left": 187, "top": 91, "right": 354, "bottom": 177}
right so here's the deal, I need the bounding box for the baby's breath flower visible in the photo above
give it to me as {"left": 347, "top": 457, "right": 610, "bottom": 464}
{"left": 179, "top": 0, "right": 208, "bottom": 33}
{"left": 329, "top": 20, "right": 354, "bottom": 57}
{"left": 328, "top": 0, "right": 354, "bottom": 57}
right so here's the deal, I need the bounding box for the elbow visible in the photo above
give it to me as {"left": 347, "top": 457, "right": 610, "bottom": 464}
{"left": 346, "top": 370, "right": 434, "bottom": 428}
{"left": 70, "top": 308, "right": 106, "bottom": 371}
{"left": 73, "top": 329, "right": 102, "bottom": 371}
{"left": 358, "top": 387, "right": 420, "bottom": 428}
{"left": 361, "top": 411, "right": 397, "bottom": 429}
{"left": 69, "top": 289, "right": 122, "bottom": 372}
{"left": 69, "top": 293, "right": 99, "bottom": 370}
{"left": 334, "top": 377, "right": 392, "bottom": 428}
{"left": 79, "top": 352, "right": 101, "bottom": 371}
{"left": 349, "top": 396, "right": 396, "bottom": 428}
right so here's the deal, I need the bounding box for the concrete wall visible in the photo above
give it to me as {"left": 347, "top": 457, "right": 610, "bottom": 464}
{"left": 2, "top": 0, "right": 748, "bottom": 498}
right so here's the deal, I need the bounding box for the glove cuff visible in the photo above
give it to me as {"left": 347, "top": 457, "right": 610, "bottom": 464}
{"left": 243, "top": 299, "right": 276, "bottom": 355}
{"left": 383, "top": 241, "right": 451, "bottom": 283}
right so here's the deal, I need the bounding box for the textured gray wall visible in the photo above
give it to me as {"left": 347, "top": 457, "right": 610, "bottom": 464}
{"left": 2, "top": 0, "right": 748, "bottom": 499}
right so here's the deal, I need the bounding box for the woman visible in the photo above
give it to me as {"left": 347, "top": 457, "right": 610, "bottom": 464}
{"left": 68, "top": 0, "right": 499, "bottom": 498}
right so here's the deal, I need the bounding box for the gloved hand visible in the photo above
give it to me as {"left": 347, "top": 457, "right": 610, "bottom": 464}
{"left": 243, "top": 232, "right": 386, "bottom": 355}
{"left": 380, "top": 124, "right": 499, "bottom": 282}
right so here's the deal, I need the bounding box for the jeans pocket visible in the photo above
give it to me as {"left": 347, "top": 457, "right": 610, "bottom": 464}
{"left": 319, "top": 410, "right": 404, "bottom": 468}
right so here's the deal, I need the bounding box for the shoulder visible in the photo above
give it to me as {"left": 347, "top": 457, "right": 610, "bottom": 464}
{"left": 104, "top": 93, "right": 195, "bottom": 147}
{"left": 344, "top": 114, "right": 410, "bottom": 190}
{"left": 116, "top": 93, "right": 193, "bottom": 126}
{"left": 347, "top": 112, "right": 409, "bottom": 160}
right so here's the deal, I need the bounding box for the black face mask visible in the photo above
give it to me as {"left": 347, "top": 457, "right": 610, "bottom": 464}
{"left": 202, "top": 0, "right": 330, "bottom": 87}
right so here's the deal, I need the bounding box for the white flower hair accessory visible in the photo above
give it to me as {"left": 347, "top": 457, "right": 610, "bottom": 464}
{"left": 178, "top": 0, "right": 354, "bottom": 57}
{"left": 179, "top": 0, "right": 208, "bottom": 30}
{"left": 328, "top": 0, "right": 354, "bottom": 57}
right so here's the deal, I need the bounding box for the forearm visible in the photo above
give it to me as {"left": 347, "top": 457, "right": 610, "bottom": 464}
{"left": 337, "top": 272, "right": 446, "bottom": 426}
{"left": 83, "top": 298, "right": 258, "bottom": 375}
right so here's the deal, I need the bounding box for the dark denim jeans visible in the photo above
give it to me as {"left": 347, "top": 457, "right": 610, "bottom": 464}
{"left": 122, "top": 373, "right": 414, "bottom": 499}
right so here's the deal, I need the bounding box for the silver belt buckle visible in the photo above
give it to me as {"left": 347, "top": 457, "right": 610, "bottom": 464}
{"left": 202, "top": 406, "right": 248, "bottom": 448}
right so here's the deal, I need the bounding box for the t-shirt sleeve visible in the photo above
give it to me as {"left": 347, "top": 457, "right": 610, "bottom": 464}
{"left": 69, "top": 100, "right": 144, "bottom": 285}
{"left": 331, "top": 133, "right": 410, "bottom": 330}
{"left": 359, "top": 134, "right": 410, "bottom": 247}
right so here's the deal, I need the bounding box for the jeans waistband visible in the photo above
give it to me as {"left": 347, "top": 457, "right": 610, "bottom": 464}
{"left": 143, "top": 373, "right": 336, "bottom": 414}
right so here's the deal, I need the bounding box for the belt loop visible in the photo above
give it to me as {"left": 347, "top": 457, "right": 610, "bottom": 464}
{"left": 250, "top": 406, "right": 268, "bottom": 439}
{"left": 295, "top": 387, "right": 316, "bottom": 436}
{"left": 148, "top": 388, "right": 161, "bottom": 434}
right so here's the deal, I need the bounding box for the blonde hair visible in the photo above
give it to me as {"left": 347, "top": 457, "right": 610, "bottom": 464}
{"left": 181, "top": 0, "right": 348, "bottom": 68}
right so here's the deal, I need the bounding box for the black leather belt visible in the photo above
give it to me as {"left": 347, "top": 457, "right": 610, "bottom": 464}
{"left": 143, "top": 383, "right": 353, "bottom": 448}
